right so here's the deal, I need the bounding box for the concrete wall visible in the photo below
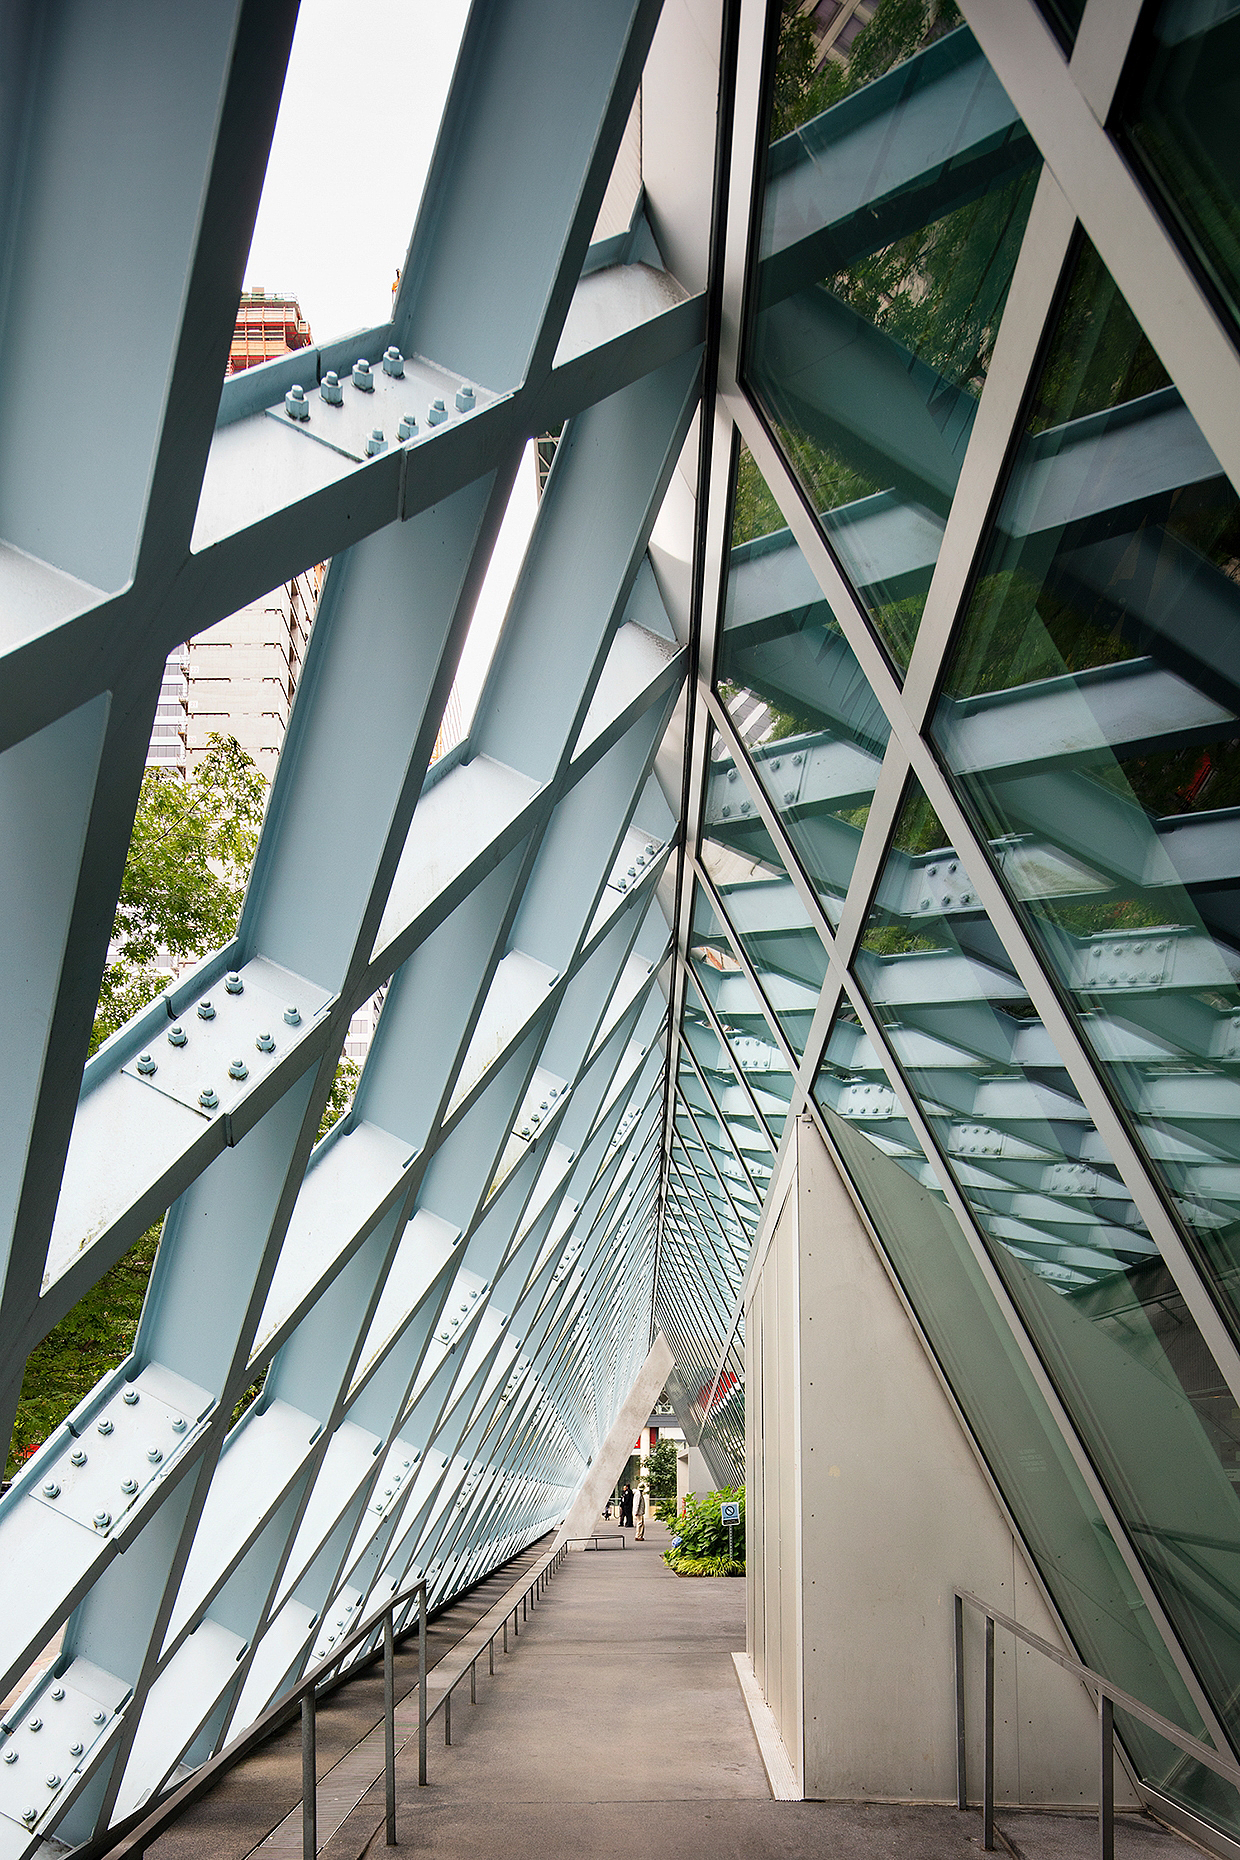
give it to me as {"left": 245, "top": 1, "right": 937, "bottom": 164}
{"left": 552, "top": 1333, "right": 673, "bottom": 1548}
{"left": 675, "top": 1444, "right": 714, "bottom": 1514}
{"left": 746, "top": 1168, "right": 802, "bottom": 1792}
{"left": 745, "top": 1117, "right": 1135, "bottom": 1809}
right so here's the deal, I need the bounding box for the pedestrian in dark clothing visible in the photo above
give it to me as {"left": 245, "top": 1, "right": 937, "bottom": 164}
{"left": 620, "top": 1483, "right": 633, "bottom": 1527}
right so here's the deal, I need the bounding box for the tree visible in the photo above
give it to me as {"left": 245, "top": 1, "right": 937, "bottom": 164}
{"left": 645, "top": 1437, "right": 679, "bottom": 1518}
{"left": 91, "top": 734, "right": 268, "bottom": 1053}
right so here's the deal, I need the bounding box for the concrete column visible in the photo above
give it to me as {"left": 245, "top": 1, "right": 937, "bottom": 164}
{"left": 553, "top": 1333, "right": 673, "bottom": 1546}
{"left": 743, "top": 1116, "right": 1135, "bottom": 1809}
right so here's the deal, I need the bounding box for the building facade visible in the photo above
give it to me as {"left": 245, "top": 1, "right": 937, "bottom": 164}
{"left": 3, "top": 0, "right": 1240, "bottom": 1854}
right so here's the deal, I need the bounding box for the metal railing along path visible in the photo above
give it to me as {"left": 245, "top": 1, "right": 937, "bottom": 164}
{"left": 954, "top": 1590, "right": 1240, "bottom": 1860}
{"left": 77, "top": 1542, "right": 567, "bottom": 1860}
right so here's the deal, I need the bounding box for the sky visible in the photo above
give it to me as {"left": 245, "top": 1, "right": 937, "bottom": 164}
{"left": 244, "top": 0, "right": 538, "bottom": 733}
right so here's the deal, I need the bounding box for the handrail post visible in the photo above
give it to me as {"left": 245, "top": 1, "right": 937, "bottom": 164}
{"left": 983, "top": 1615, "right": 995, "bottom": 1852}
{"left": 383, "top": 1610, "right": 396, "bottom": 1847}
{"left": 418, "top": 1581, "right": 427, "bottom": 1788}
{"left": 503, "top": 1619, "right": 508, "bottom": 1654}
{"left": 954, "top": 1593, "right": 967, "bottom": 1811}
{"left": 471, "top": 1658, "right": 476, "bottom": 1705}
{"left": 445, "top": 1685, "right": 452, "bottom": 1746}
{"left": 1099, "top": 1693, "right": 1114, "bottom": 1860}
{"left": 489, "top": 1637, "right": 494, "bottom": 1676}
{"left": 301, "top": 1692, "right": 316, "bottom": 1860}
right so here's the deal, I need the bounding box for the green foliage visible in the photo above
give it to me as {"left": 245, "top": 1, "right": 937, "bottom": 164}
{"left": 770, "top": 0, "right": 963, "bottom": 142}
{"left": 645, "top": 1437, "right": 679, "bottom": 1509}
{"left": 319, "top": 1055, "right": 361, "bottom": 1143}
{"left": 731, "top": 442, "right": 788, "bottom": 547}
{"left": 6, "top": 1223, "right": 162, "bottom": 1476}
{"left": 664, "top": 1553, "right": 745, "bottom": 1578}
{"left": 91, "top": 735, "right": 268, "bottom": 1054}
{"left": 668, "top": 1485, "right": 745, "bottom": 1563}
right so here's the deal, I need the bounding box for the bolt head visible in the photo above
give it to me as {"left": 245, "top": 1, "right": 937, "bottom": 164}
{"left": 42, "top": 1482, "right": 60, "bottom": 1499}
{"left": 146, "top": 1446, "right": 163, "bottom": 1464}
{"left": 45, "top": 1774, "right": 61, "bottom": 1790}
{"left": 3, "top": 1752, "right": 15, "bottom": 1764}
{"left": 171, "top": 1416, "right": 187, "bottom": 1432}
{"left": 27, "top": 1720, "right": 41, "bottom": 1733}
{"left": 70, "top": 1449, "right": 86, "bottom": 1468}
{"left": 199, "top": 1087, "right": 219, "bottom": 1109}
{"left": 197, "top": 1000, "right": 215, "bottom": 1020}
{"left": 70, "top": 1744, "right": 83, "bottom": 1758}
{"left": 121, "top": 1478, "right": 138, "bottom": 1495}
{"left": 168, "top": 1025, "right": 187, "bottom": 1046}
{"left": 93, "top": 1512, "right": 111, "bottom": 1531}
{"left": 256, "top": 1031, "right": 275, "bottom": 1052}
{"left": 225, "top": 972, "right": 244, "bottom": 994}
{"left": 284, "top": 1005, "right": 301, "bottom": 1026}
{"left": 228, "top": 1058, "right": 248, "bottom": 1081}
{"left": 50, "top": 1689, "right": 64, "bottom": 1703}
{"left": 97, "top": 1419, "right": 113, "bottom": 1436}
{"left": 136, "top": 1053, "right": 157, "bottom": 1076}
{"left": 122, "top": 1389, "right": 140, "bottom": 1406}
{"left": 92, "top": 1712, "right": 105, "bottom": 1726}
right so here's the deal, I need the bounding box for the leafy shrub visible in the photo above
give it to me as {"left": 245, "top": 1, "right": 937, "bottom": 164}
{"left": 664, "top": 1552, "right": 744, "bottom": 1578}
{"left": 667, "top": 1485, "right": 744, "bottom": 1564}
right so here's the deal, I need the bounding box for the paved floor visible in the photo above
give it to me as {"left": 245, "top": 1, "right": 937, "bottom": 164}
{"left": 144, "top": 1539, "right": 551, "bottom": 1860}
{"left": 142, "top": 1519, "right": 1199, "bottom": 1860}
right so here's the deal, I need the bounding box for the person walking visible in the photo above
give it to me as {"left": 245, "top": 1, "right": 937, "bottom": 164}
{"left": 635, "top": 1483, "right": 647, "bottom": 1540}
{"left": 620, "top": 1483, "right": 633, "bottom": 1528}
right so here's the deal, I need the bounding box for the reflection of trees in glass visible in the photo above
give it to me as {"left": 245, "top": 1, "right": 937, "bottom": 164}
{"left": 945, "top": 568, "right": 1140, "bottom": 699}
{"left": 826, "top": 165, "right": 1038, "bottom": 394}
{"left": 731, "top": 443, "right": 787, "bottom": 546}
{"left": 1027, "top": 240, "right": 1169, "bottom": 435}
{"left": 770, "top": 0, "right": 963, "bottom": 142}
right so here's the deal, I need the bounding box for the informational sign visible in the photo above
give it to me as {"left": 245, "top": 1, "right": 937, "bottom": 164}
{"left": 720, "top": 1500, "right": 740, "bottom": 1524}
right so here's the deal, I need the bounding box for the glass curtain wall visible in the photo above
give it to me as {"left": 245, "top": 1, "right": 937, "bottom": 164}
{"left": 655, "top": 0, "right": 1240, "bottom": 1837}
{"left": 746, "top": 6, "right": 1040, "bottom": 669}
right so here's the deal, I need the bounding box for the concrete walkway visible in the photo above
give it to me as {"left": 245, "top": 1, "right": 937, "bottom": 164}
{"left": 325, "top": 1519, "right": 1195, "bottom": 1860}
{"left": 142, "top": 1517, "right": 1198, "bottom": 1860}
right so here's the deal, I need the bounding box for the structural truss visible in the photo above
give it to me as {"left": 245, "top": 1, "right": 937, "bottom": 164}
{"left": 8, "top": 0, "right": 1240, "bottom": 1850}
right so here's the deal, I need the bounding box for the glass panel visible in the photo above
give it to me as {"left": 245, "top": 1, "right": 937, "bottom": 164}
{"left": 934, "top": 233, "right": 1240, "bottom": 1326}
{"left": 810, "top": 1008, "right": 1223, "bottom": 1824}
{"left": 716, "top": 441, "right": 890, "bottom": 922}
{"left": 1033, "top": 0, "right": 1084, "bottom": 53}
{"left": 682, "top": 974, "right": 790, "bottom": 1155}
{"left": 689, "top": 882, "right": 799, "bottom": 1089}
{"left": 851, "top": 774, "right": 1240, "bottom": 1789}
{"left": 747, "top": 12, "right": 1040, "bottom": 668}
{"left": 1117, "top": 0, "right": 1240, "bottom": 341}
{"left": 700, "top": 731, "right": 828, "bottom": 1054}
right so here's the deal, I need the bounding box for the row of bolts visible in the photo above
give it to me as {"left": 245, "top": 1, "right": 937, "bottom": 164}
{"left": 284, "top": 348, "right": 476, "bottom": 456}
{"left": 19, "top": 1383, "right": 181, "bottom": 1814}
{"left": 134, "top": 972, "right": 300, "bottom": 1110}
{"left": 6, "top": 1682, "right": 107, "bottom": 1824}
{"left": 40, "top": 1387, "right": 186, "bottom": 1529}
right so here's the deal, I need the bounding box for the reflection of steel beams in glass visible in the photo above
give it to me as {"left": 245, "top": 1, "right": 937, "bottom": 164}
{"left": 758, "top": 32, "right": 1032, "bottom": 309}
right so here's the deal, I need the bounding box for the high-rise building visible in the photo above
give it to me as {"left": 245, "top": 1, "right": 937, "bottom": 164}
{"left": 184, "top": 563, "right": 323, "bottom": 775}
{"left": 228, "top": 288, "right": 311, "bottom": 374}
{"left": 147, "top": 286, "right": 324, "bottom": 782}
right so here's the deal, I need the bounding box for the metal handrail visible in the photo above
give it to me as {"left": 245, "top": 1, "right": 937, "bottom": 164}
{"left": 81, "top": 1540, "right": 566, "bottom": 1860}
{"left": 954, "top": 1589, "right": 1240, "bottom": 1860}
